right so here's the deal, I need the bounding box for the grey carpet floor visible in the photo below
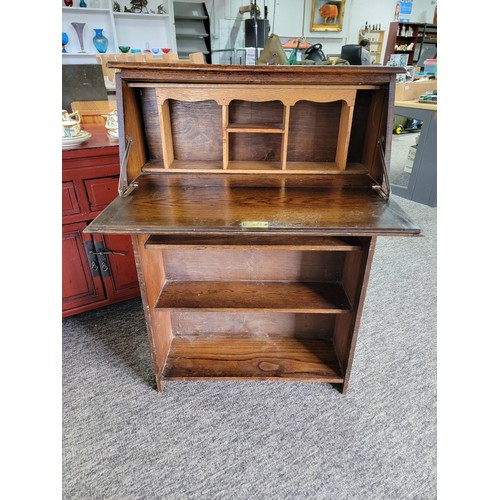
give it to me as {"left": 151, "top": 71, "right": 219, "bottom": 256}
{"left": 62, "top": 195, "right": 437, "bottom": 500}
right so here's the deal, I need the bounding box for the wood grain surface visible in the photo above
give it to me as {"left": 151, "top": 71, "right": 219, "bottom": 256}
{"left": 145, "top": 234, "right": 363, "bottom": 250}
{"left": 163, "top": 337, "right": 344, "bottom": 382}
{"left": 155, "top": 281, "right": 351, "bottom": 313}
{"left": 108, "top": 63, "right": 404, "bottom": 86}
{"left": 86, "top": 173, "right": 421, "bottom": 235}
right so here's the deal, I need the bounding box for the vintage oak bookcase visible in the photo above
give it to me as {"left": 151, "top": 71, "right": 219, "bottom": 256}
{"left": 86, "top": 64, "right": 420, "bottom": 394}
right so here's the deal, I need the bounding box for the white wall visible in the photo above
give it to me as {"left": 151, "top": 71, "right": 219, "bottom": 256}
{"left": 179, "top": 0, "right": 437, "bottom": 61}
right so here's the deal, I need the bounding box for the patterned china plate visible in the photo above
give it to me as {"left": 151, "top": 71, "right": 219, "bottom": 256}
{"left": 62, "top": 130, "right": 92, "bottom": 149}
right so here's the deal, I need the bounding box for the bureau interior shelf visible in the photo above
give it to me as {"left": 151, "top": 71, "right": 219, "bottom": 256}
{"left": 117, "top": 79, "right": 384, "bottom": 174}
{"left": 145, "top": 234, "right": 363, "bottom": 250}
{"left": 163, "top": 338, "right": 344, "bottom": 382}
{"left": 142, "top": 160, "right": 369, "bottom": 174}
{"left": 226, "top": 123, "right": 284, "bottom": 133}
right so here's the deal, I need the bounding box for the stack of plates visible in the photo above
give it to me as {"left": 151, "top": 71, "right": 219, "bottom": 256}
{"left": 62, "top": 130, "right": 92, "bottom": 150}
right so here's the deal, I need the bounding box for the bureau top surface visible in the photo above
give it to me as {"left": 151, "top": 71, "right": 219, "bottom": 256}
{"left": 86, "top": 173, "right": 420, "bottom": 236}
{"left": 108, "top": 63, "right": 404, "bottom": 85}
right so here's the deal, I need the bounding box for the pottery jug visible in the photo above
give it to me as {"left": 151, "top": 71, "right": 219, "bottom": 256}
{"left": 103, "top": 110, "right": 119, "bottom": 138}
{"left": 62, "top": 109, "right": 81, "bottom": 137}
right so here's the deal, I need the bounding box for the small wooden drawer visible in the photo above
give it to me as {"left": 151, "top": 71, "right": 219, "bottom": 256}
{"left": 84, "top": 176, "right": 119, "bottom": 213}
{"left": 62, "top": 181, "right": 82, "bottom": 218}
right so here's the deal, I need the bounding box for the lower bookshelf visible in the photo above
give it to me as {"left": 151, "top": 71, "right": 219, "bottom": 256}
{"left": 163, "top": 337, "right": 344, "bottom": 382}
{"left": 129, "top": 230, "right": 373, "bottom": 393}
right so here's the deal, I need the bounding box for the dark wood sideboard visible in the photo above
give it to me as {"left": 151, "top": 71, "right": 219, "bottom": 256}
{"left": 86, "top": 64, "right": 421, "bottom": 394}
{"left": 62, "top": 124, "right": 140, "bottom": 318}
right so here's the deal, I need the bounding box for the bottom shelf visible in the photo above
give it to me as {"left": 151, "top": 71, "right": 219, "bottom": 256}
{"left": 163, "top": 337, "right": 344, "bottom": 382}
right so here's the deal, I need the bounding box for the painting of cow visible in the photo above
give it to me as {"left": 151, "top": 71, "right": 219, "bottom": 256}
{"left": 310, "top": 1, "right": 345, "bottom": 32}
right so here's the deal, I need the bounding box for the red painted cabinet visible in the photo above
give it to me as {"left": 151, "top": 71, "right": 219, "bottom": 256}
{"left": 62, "top": 125, "right": 140, "bottom": 317}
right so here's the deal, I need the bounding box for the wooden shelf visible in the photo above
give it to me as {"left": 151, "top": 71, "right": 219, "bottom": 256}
{"left": 227, "top": 123, "right": 284, "bottom": 134}
{"left": 163, "top": 337, "right": 344, "bottom": 382}
{"left": 142, "top": 160, "right": 369, "bottom": 174}
{"left": 145, "top": 234, "right": 363, "bottom": 250}
{"left": 155, "top": 281, "right": 352, "bottom": 313}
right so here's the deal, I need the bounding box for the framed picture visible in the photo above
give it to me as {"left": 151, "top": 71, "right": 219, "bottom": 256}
{"left": 310, "top": 1, "right": 345, "bottom": 32}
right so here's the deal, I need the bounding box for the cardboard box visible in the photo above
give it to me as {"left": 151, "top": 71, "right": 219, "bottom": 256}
{"left": 395, "top": 80, "right": 437, "bottom": 101}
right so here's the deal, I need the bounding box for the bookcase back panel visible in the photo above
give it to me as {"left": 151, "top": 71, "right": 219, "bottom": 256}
{"left": 163, "top": 249, "right": 345, "bottom": 282}
{"left": 288, "top": 101, "right": 341, "bottom": 163}
{"left": 229, "top": 133, "right": 282, "bottom": 162}
{"left": 140, "top": 88, "right": 163, "bottom": 161}
{"left": 229, "top": 100, "right": 284, "bottom": 126}
{"left": 171, "top": 312, "right": 336, "bottom": 339}
{"left": 170, "top": 100, "right": 222, "bottom": 161}
{"left": 348, "top": 90, "right": 373, "bottom": 164}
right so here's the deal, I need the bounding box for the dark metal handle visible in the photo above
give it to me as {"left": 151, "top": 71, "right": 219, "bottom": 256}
{"left": 89, "top": 250, "right": 127, "bottom": 256}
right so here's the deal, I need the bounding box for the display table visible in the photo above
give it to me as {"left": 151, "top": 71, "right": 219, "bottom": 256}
{"left": 392, "top": 99, "right": 437, "bottom": 207}
{"left": 86, "top": 64, "right": 421, "bottom": 394}
{"left": 62, "top": 124, "right": 140, "bottom": 317}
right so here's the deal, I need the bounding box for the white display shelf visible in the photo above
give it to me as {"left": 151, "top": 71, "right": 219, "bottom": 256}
{"left": 62, "top": 0, "right": 176, "bottom": 64}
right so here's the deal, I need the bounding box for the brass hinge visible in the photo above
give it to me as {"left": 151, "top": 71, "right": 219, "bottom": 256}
{"left": 372, "top": 139, "right": 391, "bottom": 201}
{"left": 118, "top": 136, "right": 138, "bottom": 197}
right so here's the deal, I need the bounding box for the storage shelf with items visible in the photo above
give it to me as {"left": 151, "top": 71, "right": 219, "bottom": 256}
{"left": 85, "top": 64, "right": 421, "bottom": 394}
{"left": 62, "top": 0, "right": 176, "bottom": 64}
{"left": 173, "top": 1, "right": 211, "bottom": 62}
{"left": 383, "top": 21, "right": 420, "bottom": 65}
{"left": 359, "top": 28, "right": 385, "bottom": 64}
{"left": 414, "top": 23, "right": 437, "bottom": 68}
{"left": 62, "top": 4, "right": 116, "bottom": 63}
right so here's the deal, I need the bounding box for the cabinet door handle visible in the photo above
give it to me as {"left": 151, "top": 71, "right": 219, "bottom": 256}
{"left": 92, "top": 241, "right": 115, "bottom": 278}
{"left": 84, "top": 240, "right": 101, "bottom": 277}
{"left": 88, "top": 249, "right": 127, "bottom": 256}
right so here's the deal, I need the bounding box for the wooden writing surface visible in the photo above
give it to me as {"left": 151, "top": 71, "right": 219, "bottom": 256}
{"left": 87, "top": 173, "right": 420, "bottom": 236}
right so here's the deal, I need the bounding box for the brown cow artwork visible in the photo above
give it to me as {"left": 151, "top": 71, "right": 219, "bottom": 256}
{"left": 310, "top": 0, "right": 345, "bottom": 32}
{"left": 319, "top": 2, "right": 338, "bottom": 24}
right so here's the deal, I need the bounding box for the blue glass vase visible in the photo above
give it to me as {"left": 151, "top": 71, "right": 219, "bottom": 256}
{"left": 62, "top": 32, "right": 69, "bottom": 53}
{"left": 92, "top": 29, "right": 109, "bottom": 53}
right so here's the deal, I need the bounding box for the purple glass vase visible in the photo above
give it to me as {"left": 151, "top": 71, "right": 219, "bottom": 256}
{"left": 71, "top": 22, "right": 86, "bottom": 53}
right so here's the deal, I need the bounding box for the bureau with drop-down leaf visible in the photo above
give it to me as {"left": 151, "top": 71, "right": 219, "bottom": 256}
{"left": 86, "top": 64, "right": 420, "bottom": 394}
